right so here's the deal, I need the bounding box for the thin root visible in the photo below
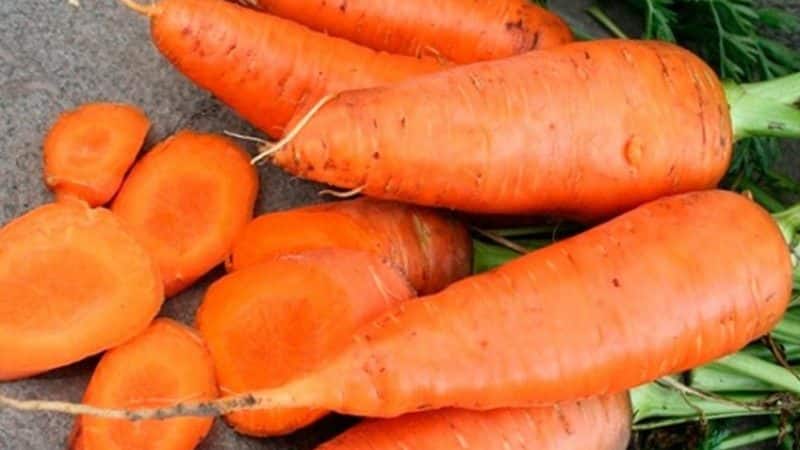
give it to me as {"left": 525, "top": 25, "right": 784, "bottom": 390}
{"left": 119, "top": 0, "right": 161, "bottom": 16}
{"left": 251, "top": 93, "right": 338, "bottom": 165}
{"left": 223, "top": 130, "right": 272, "bottom": 147}
{"left": 471, "top": 227, "right": 529, "bottom": 254}
{"left": 319, "top": 186, "right": 365, "bottom": 199}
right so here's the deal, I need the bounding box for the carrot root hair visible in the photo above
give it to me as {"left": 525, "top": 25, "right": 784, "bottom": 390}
{"left": 251, "top": 93, "right": 339, "bottom": 165}
{"left": 318, "top": 186, "right": 365, "bottom": 199}
{"left": 118, "top": 0, "right": 161, "bottom": 16}
{"left": 223, "top": 130, "right": 272, "bottom": 146}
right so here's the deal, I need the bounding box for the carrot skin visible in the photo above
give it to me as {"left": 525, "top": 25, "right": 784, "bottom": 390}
{"left": 318, "top": 393, "right": 631, "bottom": 450}
{"left": 276, "top": 40, "right": 733, "bottom": 219}
{"left": 149, "top": 0, "right": 442, "bottom": 138}
{"left": 242, "top": 190, "right": 791, "bottom": 417}
{"left": 242, "top": 0, "right": 573, "bottom": 63}
{"left": 197, "top": 249, "right": 415, "bottom": 436}
{"left": 43, "top": 103, "right": 149, "bottom": 206}
{"left": 70, "top": 319, "right": 218, "bottom": 450}
{"left": 111, "top": 131, "right": 258, "bottom": 297}
{"left": 0, "top": 199, "right": 163, "bottom": 380}
{"left": 228, "top": 198, "right": 472, "bottom": 295}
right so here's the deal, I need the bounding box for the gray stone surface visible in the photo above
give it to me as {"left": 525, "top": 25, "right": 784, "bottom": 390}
{"left": 0, "top": 1, "right": 797, "bottom": 449}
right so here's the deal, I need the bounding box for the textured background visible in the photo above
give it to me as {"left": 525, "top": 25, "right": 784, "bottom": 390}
{"left": 0, "top": 1, "right": 797, "bottom": 449}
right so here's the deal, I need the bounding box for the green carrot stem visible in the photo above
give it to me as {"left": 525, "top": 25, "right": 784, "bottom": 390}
{"left": 691, "top": 362, "right": 781, "bottom": 392}
{"left": 772, "top": 310, "right": 800, "bottom": 345}
{"left": 726, "top": 73, "right": 800, "bottom": 140}
{"left": 744, "top": 342, "right": 800, "bottom": 362}
{"left": 740, "top": 179, "right": 786, "bottom": 213}
{"left": 472, "top": 240, "right": 522, "bottom": 273}
{"left": 586, "top": 6, "right": 629, "bottom": 39}
{"left": 718, "top": 424, "right": 791, "bottom": 450}
{"left": 715, "top": 352, "right": 800, "bottom": 395}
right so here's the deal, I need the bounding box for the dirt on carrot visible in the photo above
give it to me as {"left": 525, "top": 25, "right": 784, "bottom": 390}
{"left": 318, "top": 393, "right": 632, "bottom": 450}
{"left": 111, "top": 130, "right": 258, "bottom": 297}
{"left": 43, "top": 103, "right": 150, "bottom": 206}
{"left": 268, "top": 40, "right": 732, "bottom": 219}
{"left": 228, "top": 198, "right": 472, "bottom": 295}
{"left": 0, "top": 199, "right": 163, "bottom": 380}
{"left": 121, "top": 0, "right": 443, "bottom": 138}
{"left": 70, "top": 318, "right": 218, "bottom": 450}
{"left": 197, "top": 249, "right": 414, "bottom": 436}
{"left": 237, "top": 0, "right": 573, "bottom": 64}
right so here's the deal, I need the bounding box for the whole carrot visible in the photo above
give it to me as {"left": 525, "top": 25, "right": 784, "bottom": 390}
{"left": 121, "top": 0, "right": 442, "bottom": 138}
{"left": 0, "top": 199, "right": 163, "bottom": 380}
{"left": 228, "top": 198, "right": 472, "bottom": 295}
{"left": 43, "top": 103, "right": 149, "bottom": 206}
{"left": 198, "top": 249, "right": 415, "bottom": 436}
{"left": 268, "top": 40, "right": 800, "bottom": 219}
{"left": 112, "top": 131, "right": 258, "bottom": 297}
{"left": 27, "top": 190, "right": 790, "bottom": 420}
{"left": 318, "top": 393, "right": 631, "bottom": 450}
{"left": 70, "top": 319, "right": 217, "bottom": 450}
{"left": 236, "top": 0, "right": 573, "bottom": 63}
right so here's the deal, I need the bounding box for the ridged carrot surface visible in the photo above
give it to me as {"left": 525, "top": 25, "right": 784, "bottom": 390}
{"left": 275, "top": 40, "right": 732, "bottom": 219}
{"left": 137, "top": 0, "right": 442, "bottom": 138}
{"left": 239, "top": 0, "right": 573, "bottom": 63}
{"left": 228, "top": 198, "right": 472, "bottom": 295}
{"left": 318, "top": 393, "right": 631, "bottom": 450}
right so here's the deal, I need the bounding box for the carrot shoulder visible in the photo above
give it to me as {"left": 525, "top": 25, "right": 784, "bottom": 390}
{"left": 111, "top": 130, "right": 258, "bottom": 297}
{"left": 0, "top": 199, "right": 163, "bottom": 380}
{"left": 43, "top": 103, "right": 150, "bottom": 206}
{"left": 228, "top": 198, "right": 472, "bottom": 295}
{"left": 70, "top": 319, "right": 217, "bottom": 450}
{"left": 318, "top": 393, "right": 631, "bottom": 450}
{"left": 197, "top": 249, "right": 414, "bottom": 436}
{"left": 241, "top": 0, "right": 573, "bottom": 63}
{"left": 125, "top": 0, "right": 442, "bottom": 138}
{"left": 272, "top": 39, "right": 732, "bottom": 219}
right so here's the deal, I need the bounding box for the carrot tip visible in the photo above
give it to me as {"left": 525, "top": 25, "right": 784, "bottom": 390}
{"left": 118, "top": 0, "right": 160, "bottom": 16}
{"left": 251, "top": 93, "right": 339, "bottom": 165}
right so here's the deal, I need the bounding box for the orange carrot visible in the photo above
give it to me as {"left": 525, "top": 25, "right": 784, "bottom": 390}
{"left": 318, "top": 393, "right": 631, "bottom": 450}
{"left": 228, "top": 198, "right": 472, "bottom": 295}
{"left": 197, "top": 249, "right": 415, "bottom": 436}
{"left": 270, "top": 40, "right": 735, "bottom": 219}
{"left": 70, "top": 319, "right": 218, "bottom": 450}
{"left": 121, "top": 0, "right": 443, "bottom": 139}
{"left": 43, "top": 103, "right": 150, "bottom": 206}
{"left": 237, "top": 0, "right": 573, "bottom": 64}
{"left": 0, "top": 199, "right": 163, "bottom": 380}
{"left": 53, "top": 190, "right": 791, "bottom": 421}
{"left": 111, "top": 130, "right": 258, "bottom": 297}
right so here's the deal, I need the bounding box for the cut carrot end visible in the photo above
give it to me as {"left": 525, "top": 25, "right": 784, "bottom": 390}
{"left": 118, "top": 0, "right": 161, "bottom": 16}
{"left": 251, "top": 93, "right": 339, "bottom": 165}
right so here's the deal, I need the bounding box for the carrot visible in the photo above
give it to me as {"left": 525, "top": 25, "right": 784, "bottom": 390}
{"left": 111, "top": 130, "right": 258, "bottom": 297}
{"left": 25, "top": 189, "right": 793, "bottom": 421}
{"left": 236, "top": 0, "right": 573, "bottom": 64}
{"left": 70, "top": 318, "right": 217, "bottom": 450}
{"left": 120, "top": 0, "right": 443, "bottom": 139}
{"left": 43, "top": 103, "right": 150, "bottom": 207}
{"left": 197, "top": 249, "right": 415, "bottom": 436}
{"left": 318, "top": 393, "right": 631, "bottom": 450}
{"left": 266, "top": 41, "right": 800, "bottom": 219}
{"left": 228, "top": 198, "right": 472, "bottom": 295}
{"left": 0, "top": 199, "right": 163, "bottom": 380}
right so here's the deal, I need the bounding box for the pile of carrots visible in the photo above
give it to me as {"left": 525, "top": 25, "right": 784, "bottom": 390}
{"left": 1, "top": 0, "right": 800, "bottom": 449}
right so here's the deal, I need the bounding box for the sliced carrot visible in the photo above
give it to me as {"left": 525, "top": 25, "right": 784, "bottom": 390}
{"left": 0, "top": 199, "right": 163, "bottom": 380}
{"left": 318, "top": 393, "right": 631, "bottom": 450}
{"left": 70, "top": 318, "right": 218, "bottom": 450}
{"left": 43, "top": 103, "right": 150, "bottom": 206}
{"left": 197, "top": 249, "right": 414, "bottom": 436}
{"left": 228, "top": 198, "right": 472, "bottom": 295}
{"left": 111, "top": 131, "right": 258, "bottom": 297}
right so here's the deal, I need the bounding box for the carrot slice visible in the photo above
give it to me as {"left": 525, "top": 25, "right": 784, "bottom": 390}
{"left": 70, "top": 318, "right": 218, "bottom": 450}
{"left": 0, "top": 199, "right": 163, "bottom": 380}
{"left": 228, "top": 198, "right": 472, "bottom": 295}
{"left": 43, "top": 103, "right": 150, "bottom": 206}
{"left": 111, "top": 131, "right": 259, "bottom": 297}
{"left": 197, "top": 249, "right": 414, "bottom": 436}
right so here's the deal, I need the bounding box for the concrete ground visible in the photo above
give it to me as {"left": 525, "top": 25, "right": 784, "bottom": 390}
{"left": 0, "top": 1, "right": 797, "bottom": 448}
